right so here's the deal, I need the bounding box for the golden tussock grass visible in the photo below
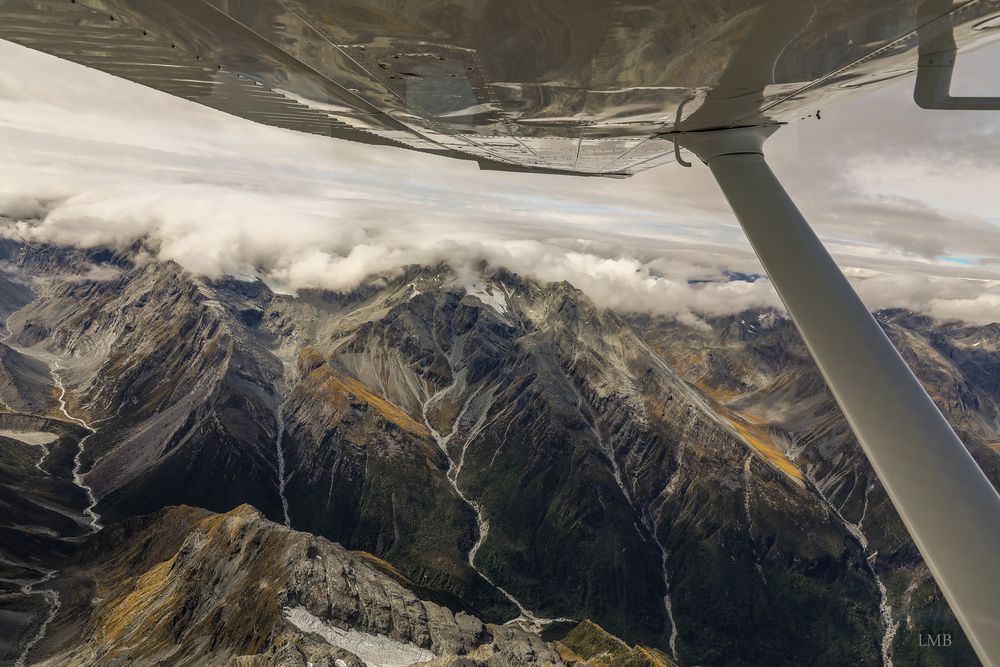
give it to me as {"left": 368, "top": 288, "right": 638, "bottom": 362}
{"left": 97, "top": 557, "right": 177, "bottom": 644}
{"left": 351, "top": 550, "right": 413, "bottom": 585}
{"left": 306, "top": 366, "right": 429, "bottom": 436}
{"left": 725, "top": 412, "right": 804, "bottom": 483}
{"left": 695, "top": 382, "right": 804, "bottom": 484}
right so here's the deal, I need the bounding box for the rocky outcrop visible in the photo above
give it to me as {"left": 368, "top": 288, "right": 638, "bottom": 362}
{"left": 5, "top": 260, "right": 287, "bottom": 524}
{"left": 2, "top": 240, "right": 997, "bottom": 666}
{"left": 32, "top": 505, "right": 571, "bottom": 667}
{"left": 629, "top": 308, "right": 1000, "bottom": 666}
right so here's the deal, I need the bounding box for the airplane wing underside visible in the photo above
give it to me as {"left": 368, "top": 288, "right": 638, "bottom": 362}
{"left": 4, "top": 2, "right": 1000, "bottom": 664}
{"left": 0, "top": 0, "right": 998, "bottom": 176}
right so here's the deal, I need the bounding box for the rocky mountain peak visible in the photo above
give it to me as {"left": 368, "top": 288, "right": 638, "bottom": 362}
{"left": 2, "top": 242, "right": 995, "bottom": 666}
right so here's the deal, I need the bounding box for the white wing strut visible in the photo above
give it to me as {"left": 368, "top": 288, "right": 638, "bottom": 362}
{"left": 683, "top": 127, "right": 1000, "bottom": 667}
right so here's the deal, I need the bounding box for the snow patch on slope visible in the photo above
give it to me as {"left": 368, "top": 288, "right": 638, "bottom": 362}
{"left": 466, "top": 282, "right": 509, "bottom": 317}
{"left": 285, "top": 607, "right": 435, "bottom": 667}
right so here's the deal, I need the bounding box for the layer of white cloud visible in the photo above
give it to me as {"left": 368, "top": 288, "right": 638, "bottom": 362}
{"left": 0, "top": 37, "right": 999, "bottom": 325}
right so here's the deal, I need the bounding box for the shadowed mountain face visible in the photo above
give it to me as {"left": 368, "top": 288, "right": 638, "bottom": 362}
{"left": 33, "top": 503, "right": 597, "bottom": 667}
{"left": 1, "top": 241, "right": 996, "bottom": 666}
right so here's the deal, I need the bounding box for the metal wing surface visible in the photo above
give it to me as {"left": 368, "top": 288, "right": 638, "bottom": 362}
{"left": 1, "top": 0, "right": 999, "bottom": 176}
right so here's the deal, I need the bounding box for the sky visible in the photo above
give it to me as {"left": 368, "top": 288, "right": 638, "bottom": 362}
{"left": 1, "top": 37, "right": 999, "bottom": 325}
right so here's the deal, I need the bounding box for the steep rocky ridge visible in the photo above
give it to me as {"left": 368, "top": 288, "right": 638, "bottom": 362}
{"left": 5, "top": 258, "right": 286, "bottom": 523}
{"left": 0, "top": 239, "right": 996, "bottom": 665}
{"left": 31, "top": 504, "right": 570, "bottom": 666}
{"left": 26, "top": 502, "right": 675, "bottom": 666}
{"left": 628, "top": 308, "right": 1000, "bottom": 666}
{"left": 259, "top": 268, "right": 883, "bottom": 664}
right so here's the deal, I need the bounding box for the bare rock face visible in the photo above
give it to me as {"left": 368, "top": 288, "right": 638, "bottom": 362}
{"left": 0, "top": 344, "right": 53, "bottom": 415}
{"left": 258, "top": 268, "right": 883, "bottom": 663}
{"left": 2, "top": 240, "right": 997, "bottom": 666}
{"left": 33, "top": 505, "right": 569, "bottom": 667}
{"left": 466, "top": 625, "right": 567, "bottom": 666}
{"left": 629, "top": 306, "right": 1000, "bottom": 665}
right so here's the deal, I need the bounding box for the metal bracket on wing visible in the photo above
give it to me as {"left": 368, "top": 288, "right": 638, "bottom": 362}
{"left": 915, "top": 48, "right": 1000, "bottom": 110}
{"left": 914, "top": 1, "right": 1000, "bottom": 110}
{"left": 673, "top": 97, "right": 694, "bottom": 167}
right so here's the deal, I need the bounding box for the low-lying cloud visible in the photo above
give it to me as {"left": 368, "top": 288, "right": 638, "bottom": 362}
{"left": 1, "top": 38, "right": 999, "bottom": 326}
{"left": 0, "top": 185, "right": 784, "bottom": 325}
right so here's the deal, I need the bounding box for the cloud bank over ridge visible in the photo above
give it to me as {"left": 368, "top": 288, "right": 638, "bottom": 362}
{"left": 1, "top": 38, "right": 999, "bottom": 325}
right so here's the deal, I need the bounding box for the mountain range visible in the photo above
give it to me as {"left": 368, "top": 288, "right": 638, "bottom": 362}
{"left": 1, "top": 236, "right": 997, "bottom": 666}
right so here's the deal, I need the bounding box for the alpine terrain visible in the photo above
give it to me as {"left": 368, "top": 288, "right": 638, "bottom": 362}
{"left": 1, "top": 233, "right": 997, "bottom": 666}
